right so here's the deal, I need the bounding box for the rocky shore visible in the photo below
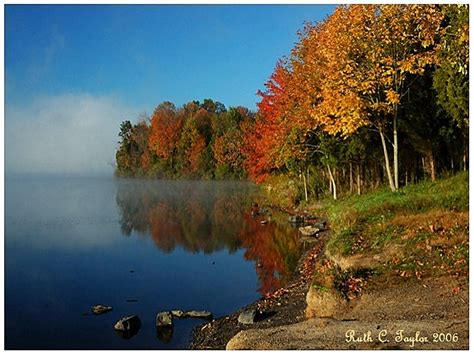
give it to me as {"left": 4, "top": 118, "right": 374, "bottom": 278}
{"left": 190, "top": 206, "right": 469, "bottom": 350}
{"left": 190, "top": 228, "right": 329, "bottom": 349}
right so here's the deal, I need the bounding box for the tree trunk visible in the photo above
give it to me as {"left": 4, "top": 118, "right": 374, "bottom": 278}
{"left": 302, "top": 168, "right": 308, "bottom": 202}
{"left": 463, "top": 139, "right": 468, "bottom": 171}
{"left": 379, "top": 127, "right": 396, "bottom": 192}
{"left": 356, "top": 163, "right": 361, "bottom": 195}
{"left": 327, "top": 164, "right": 337, "bottom": 200}
{"left": 328, "top": 171, "right": 332, "bottom": 194}
{"left": 349, "top": 162, "right": 354, "bottom": 193}
{"left": 393, "top": 109, "right": 399, "bottom": 190}
{"left": 430, "top": 159, "right": 436, "bottom": 181}
{"left": 427, "top": 150, "right": 436, "bottom": 182}
{"left": 421, "top": 157, "right": 425, "bottom": 178}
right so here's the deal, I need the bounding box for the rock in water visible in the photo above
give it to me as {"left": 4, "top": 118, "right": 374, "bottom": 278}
{"left": 114, "top": 315, "right": 141, "bottom": 332}
{"left": 91, "top": 305, "right": 113, "bottom": 315}
{"left": 156, "top": 311, "right": 173, "bottom": 327}
{"left": 171, "top": 309, "right": 185, "bottom": 318}
{"left": 185, "top": 310, "right": 213, "bottom": 319}
{"left": 238, "top": 309, "right": 256, "bottom": 324}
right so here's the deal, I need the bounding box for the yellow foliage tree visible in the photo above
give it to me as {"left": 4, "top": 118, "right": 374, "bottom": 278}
{"left": 291, "top": 4, "right": 444, "bottom": 191}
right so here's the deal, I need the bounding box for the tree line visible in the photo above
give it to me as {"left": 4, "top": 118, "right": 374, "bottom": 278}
{"left": 115, "top": 99, "right": 254, "bottom": 179}
{"left": 116, "top": 4, "right": 468, "bottom": 202}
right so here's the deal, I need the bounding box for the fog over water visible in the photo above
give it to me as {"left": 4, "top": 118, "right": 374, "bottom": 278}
{"left": 5, "top": 177, "right": 303, "bottom": 349}
{"left": 5, "top": 94, "right": 138, "bottom": 176}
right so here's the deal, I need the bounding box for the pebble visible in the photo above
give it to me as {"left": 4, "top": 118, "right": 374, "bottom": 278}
{"left": 156, "top": 311, "right": 173, "bottom": 327}
{"left": 238, "top": 309, "right": 256, "bottom": 324}
{"left": 91, "top": 305, "right": 113, "bottom": 315}
{"left": 114, "top": 315, "right": 141, "bottom": 331}
{"left": 171, "top": 309, "right": 185, "bottom": 318}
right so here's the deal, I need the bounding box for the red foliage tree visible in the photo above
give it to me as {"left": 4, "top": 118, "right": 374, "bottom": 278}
{"left": 148, "top": 102, "right": 184, "bottom": 162}
{"left": 243, "top": 61, "right": 296, "bottom": 182}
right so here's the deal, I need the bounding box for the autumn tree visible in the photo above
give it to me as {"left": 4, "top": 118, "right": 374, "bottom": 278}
{"left": 297, "top": 5, "right": 444, "bottom": 191}
{"left": 177, "top": 106, "right": 214, "bottom": 177}
{"left": 244, "top": 61, "right": 307, "bottom": 183}
{"left": 212, "top": 107, "right": 250, "bottom": 179}
{"left": 132, "top": 117, "right": 151, "bottom": 173}
{"left": 148, "top": 102, "right": 183, "bottom": 174}
{"left": 115, "top": 115, "right": 151, "bottom": 176}
{"left": 115, "top": 120, "right": 134, "bottom": 176}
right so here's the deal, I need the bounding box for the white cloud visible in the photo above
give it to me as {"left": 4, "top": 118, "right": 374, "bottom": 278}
{"left": 5, "top": 93, "right": 138, "bottom": 175}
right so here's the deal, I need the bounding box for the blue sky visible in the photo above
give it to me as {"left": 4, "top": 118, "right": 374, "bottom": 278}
{"left": 5, "top": 4, "right": 336, "bottom": 175}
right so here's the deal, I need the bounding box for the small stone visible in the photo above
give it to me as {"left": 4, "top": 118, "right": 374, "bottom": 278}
{"left": 114, "top": 315, "right": 141, "bottom": 332}
{"left": 91, "top": 305, "right": 113, "bottom": 315}
{"left": 289, "top": 215, "right": 304, "bottom": 224}
{"left": 185, "top": 310, "right": 213, "bottom": 319}
{"left": 171, "top": 309, "right": 185, "bottom": 318}
{"left": 238, "top": 309, "right": 256, "bottom": 324}
{"left": 156, "top": 311, "right": 173, "bottom": 327}
{"left": 315, "top": 222, "right": 327, "bottom": 230}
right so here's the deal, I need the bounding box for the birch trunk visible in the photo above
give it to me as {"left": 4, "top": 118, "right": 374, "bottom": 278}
{"left": 379, "top": 127, "right": 396, "bottom": 192}
{"left": 327, "top": 164, "right": 337, "bottom": 200}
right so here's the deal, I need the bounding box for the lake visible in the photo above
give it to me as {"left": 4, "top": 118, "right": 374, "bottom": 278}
{"left": 5, "top": 176, "right": 303, "bottom": 349}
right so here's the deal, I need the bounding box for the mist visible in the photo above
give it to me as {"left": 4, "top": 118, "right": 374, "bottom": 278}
{"left": 5, "top": 93, "right": 138, "bottom": 176}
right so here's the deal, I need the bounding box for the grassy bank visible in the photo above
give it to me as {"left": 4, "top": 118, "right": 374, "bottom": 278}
{"left": 307, "top": 172, "right": 468, "bottom": 299}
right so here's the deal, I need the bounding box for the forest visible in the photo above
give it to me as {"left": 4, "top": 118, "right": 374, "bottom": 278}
{"left": 115, "top": 4, "right": 468, "bottom": 203}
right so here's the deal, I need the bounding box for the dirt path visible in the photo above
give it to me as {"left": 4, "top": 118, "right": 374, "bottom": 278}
{"left": 226, "top": 275, "right": 468, "bottom": 350}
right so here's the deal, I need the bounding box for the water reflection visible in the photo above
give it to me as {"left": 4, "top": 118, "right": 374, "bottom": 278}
{"left": 156, "top": 327, "right": 173, "bottom": 343}
{"left": 115, "top": 180, "right": 301, "bottom": 295}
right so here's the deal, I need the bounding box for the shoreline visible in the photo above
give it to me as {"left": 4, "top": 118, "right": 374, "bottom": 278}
{"left": 190, "top": 225, "right": 330, "bottom": 350}
{"left": 189, "top": 199, "right": 469, "bottom": 350}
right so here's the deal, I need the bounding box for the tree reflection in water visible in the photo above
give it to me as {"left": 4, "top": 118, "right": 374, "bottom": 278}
{"left": 115, "top": 180, "right": 301, "bottom": 295}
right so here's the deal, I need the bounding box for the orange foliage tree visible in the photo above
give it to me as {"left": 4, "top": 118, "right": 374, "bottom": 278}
{"left": 244, "top": 61, "right": 307, "bottom": 183}
{"left": 288, "top": 4, "right": 444, "bottom": 191}
{"left": 148, "top": 102, "right": 184, "bottom": 168}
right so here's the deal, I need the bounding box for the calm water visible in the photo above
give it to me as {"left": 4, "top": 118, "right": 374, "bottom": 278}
{"left": 5, "top": 176, "right": 302, "bottom": 349}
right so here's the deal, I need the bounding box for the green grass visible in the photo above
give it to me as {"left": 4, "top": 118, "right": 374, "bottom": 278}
{"left": 321, "top": 172, "right": 468, "bottom": 257}
{"left": 312, "top": 284, "right": 330, "bottom": 292}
